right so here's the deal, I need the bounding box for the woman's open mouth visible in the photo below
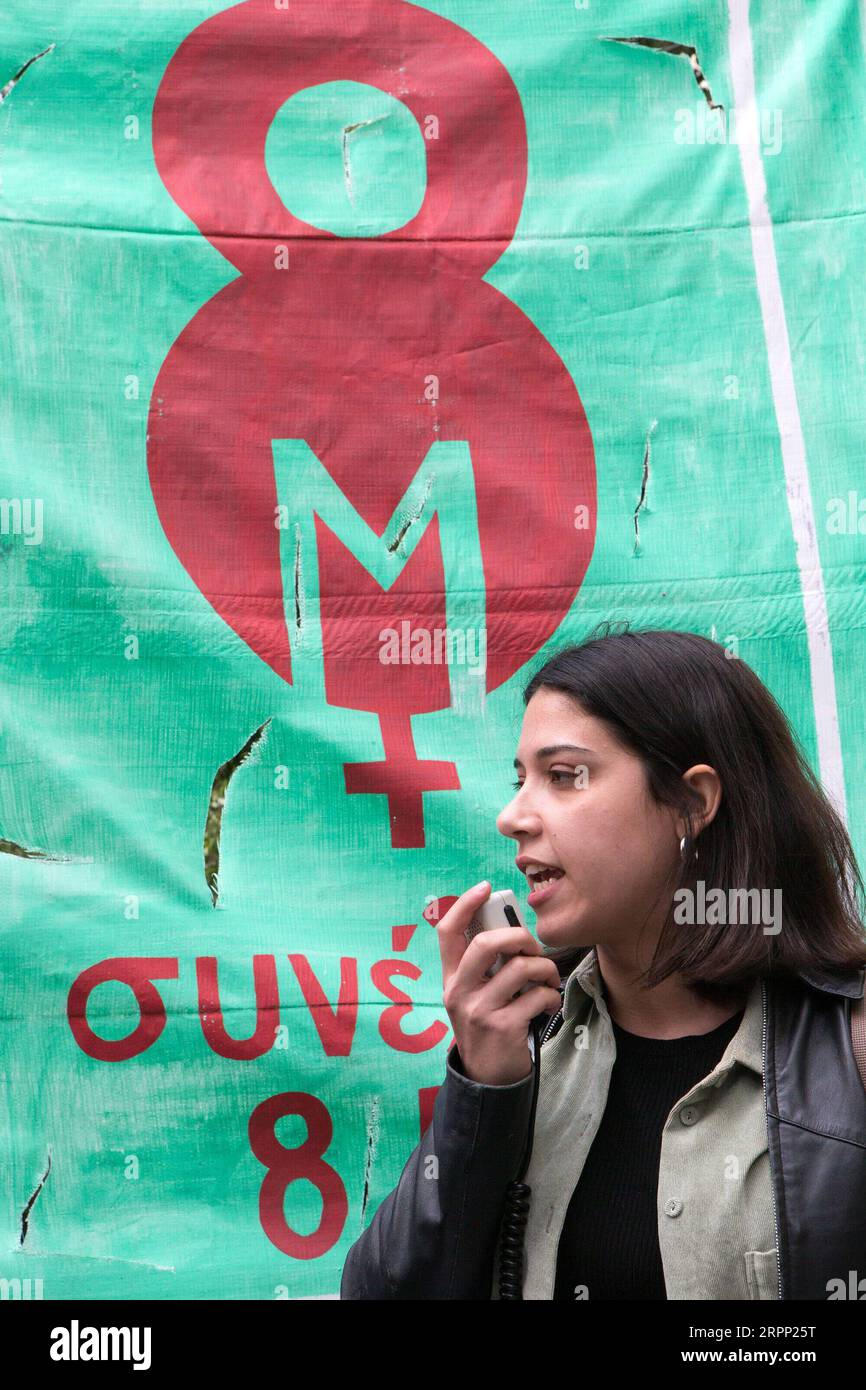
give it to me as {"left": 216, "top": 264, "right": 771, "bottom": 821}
{"left": 526, "top": 868, "right": 565, "bottom": 908}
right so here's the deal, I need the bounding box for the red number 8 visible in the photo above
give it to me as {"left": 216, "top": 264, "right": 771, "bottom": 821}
{"left": 249, "top": 1091, "right": 348, "bottom": 1259}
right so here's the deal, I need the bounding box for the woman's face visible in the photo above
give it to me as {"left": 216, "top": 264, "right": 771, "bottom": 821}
{"left": 496, "top": 687, "right": 682, "bottom": 953}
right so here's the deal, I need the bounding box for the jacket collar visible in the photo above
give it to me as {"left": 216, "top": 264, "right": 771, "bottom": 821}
{"left": 796, "top": 962, "right": 865, "bottom": 997}
{"left": 558, "top": 949, "right": 863, "bottom": 1092}
{"left": 562, "top": 945, "right": 865, "bottom": 1013}
{"left": 562, "top": 948, "right": 757, "bottom": 1075}
{"left": 562, "top": 947, "right": 765, "bottom": 1076}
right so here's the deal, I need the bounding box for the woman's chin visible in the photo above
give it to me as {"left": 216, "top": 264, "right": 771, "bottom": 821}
{"left": 535, "top": 909, "right": 590, "bottom": 948}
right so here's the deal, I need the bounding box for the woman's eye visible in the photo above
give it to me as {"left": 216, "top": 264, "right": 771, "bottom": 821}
{"left": 510, "top": 770, "right": 573, "bottom": 791}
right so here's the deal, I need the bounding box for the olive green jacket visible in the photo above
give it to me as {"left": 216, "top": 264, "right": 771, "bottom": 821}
{"left": 491, "top": 946, "right": 779, "bottom": 1299}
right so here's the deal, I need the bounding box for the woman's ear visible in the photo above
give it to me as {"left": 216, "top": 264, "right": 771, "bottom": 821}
{"left": 676, "top": 764, "right": 722, "bottom": 840}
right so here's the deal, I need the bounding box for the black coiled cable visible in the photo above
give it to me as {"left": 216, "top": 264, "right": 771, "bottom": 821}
{"left": 497, "top": 1014, "right": 547, "bottom": 1299}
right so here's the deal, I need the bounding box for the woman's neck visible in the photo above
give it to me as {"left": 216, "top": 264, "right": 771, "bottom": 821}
{"left": 594, "top": 943, "right": 748, "bottom": 1039}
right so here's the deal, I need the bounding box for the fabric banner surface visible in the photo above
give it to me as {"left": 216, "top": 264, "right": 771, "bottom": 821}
{"left": 1, "top": 0, "right": 865, "bottom": 1298}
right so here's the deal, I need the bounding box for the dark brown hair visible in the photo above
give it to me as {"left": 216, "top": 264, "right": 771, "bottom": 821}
{"left": 522, "top": 622, "right": 866, "bottom": 1001}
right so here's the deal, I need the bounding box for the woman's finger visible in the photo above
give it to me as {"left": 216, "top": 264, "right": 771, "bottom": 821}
{"left": 476, "top": 949, "right": 561, "bottom": 1011}
{"left": 434, "top": 881, "right": 491, "bottom": 988}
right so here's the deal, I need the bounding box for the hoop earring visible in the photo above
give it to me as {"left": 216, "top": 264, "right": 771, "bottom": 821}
{"left": 679, "top": 834, "right": 699, "bottom": 863}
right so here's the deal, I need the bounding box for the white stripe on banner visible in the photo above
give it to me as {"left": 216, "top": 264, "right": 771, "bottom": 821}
{"left": 727, "top": 0, "right": 847, "bottom": 824}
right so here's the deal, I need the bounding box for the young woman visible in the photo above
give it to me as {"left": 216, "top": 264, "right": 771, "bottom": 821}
{"left": 340, "top": 625, "right": 866, "bottom": 1300}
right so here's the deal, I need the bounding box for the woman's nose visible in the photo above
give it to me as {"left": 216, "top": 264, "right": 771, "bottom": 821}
{"left": 496, "top": 789, "right": 542, "bottom": 839}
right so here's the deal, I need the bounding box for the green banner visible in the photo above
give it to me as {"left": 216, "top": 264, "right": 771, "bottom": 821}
{"left": 2, "top": 0, "right": 864, "bottom": 1299}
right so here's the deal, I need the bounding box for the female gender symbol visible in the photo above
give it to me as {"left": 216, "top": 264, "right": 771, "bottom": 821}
{"left": 148, "top": 0, "right": 596, "bottom": 847}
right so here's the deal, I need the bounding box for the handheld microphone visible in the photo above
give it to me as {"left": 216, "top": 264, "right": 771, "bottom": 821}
{"left": 463, "top": 889, "right": 536, "bottom": 997}
{"left": 463, "top": 886, "right": 561, "bottom": 1298}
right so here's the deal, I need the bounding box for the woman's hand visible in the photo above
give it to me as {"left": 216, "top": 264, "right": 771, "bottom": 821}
{"left": 436, "top": 881, "right": 562, "bottom": 1085}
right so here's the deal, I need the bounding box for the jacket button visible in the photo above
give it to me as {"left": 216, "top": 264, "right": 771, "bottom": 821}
{"left": 679, "top": 1105, "right": 700, "bottom": 1125}
{"left": 664, "top": 1198, "right": 683, "bottom": 1217}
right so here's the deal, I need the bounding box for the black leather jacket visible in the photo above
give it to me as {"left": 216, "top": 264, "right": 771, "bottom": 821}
{"left": 340, "top": 962, "right": 866, "bottom": 1299}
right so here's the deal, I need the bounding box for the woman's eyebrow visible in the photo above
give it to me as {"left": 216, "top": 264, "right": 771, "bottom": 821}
{"left": 512, "top": 743, "right": 595, "bottom": 768}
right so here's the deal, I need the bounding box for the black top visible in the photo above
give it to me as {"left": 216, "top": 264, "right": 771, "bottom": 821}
{"left": 552, "top": 1001, "right": 744, "bottom": 1300}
